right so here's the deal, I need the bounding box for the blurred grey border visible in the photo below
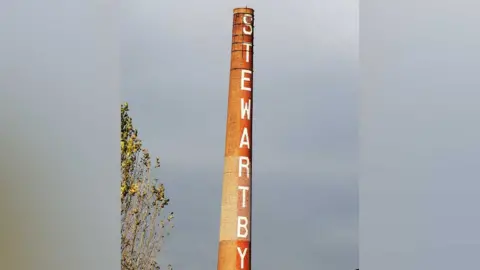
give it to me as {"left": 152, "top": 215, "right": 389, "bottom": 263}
{"left": 360, "top": 0, "right": 480, "bottom": 269}
{"left": 0, "top": 1, "right": 120, "bottom": 270}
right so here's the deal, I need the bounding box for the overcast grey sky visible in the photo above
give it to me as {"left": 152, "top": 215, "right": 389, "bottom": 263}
{"left": 120, "top": 0, "right": 358, "bottom": 269}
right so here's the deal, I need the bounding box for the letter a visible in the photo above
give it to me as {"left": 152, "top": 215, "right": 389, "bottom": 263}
{"left": 239, "top": 127, "right": 250, "bottom": 149}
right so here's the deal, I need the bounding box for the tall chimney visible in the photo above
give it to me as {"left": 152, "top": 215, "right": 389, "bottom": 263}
{"left": 217, "top": 7, "right": 255, "bottom": 270}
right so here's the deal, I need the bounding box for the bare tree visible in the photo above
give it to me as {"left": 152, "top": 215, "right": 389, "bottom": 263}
{"left": 121, "top": 102, "right": 174, "bottom": 270}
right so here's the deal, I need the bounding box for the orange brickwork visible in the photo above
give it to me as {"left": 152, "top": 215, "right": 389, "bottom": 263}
{"left": 217, "top": 7, "right": 255, "bottom": 270}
